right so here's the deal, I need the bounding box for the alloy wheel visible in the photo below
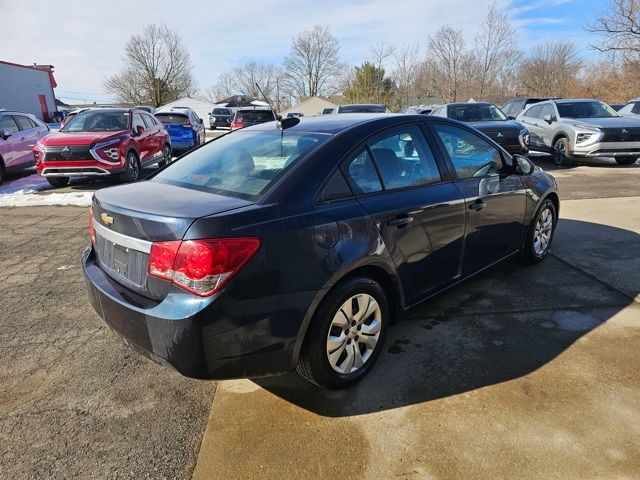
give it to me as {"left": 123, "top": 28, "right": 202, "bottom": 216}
{"left": 128, "top": 153, "right": 140, "bottom": 181}
{"left": 326, "top": 294, "right": 382, "bottom": 375}
{"left": 533, "top": 207, "right": 553, "bottom": 256}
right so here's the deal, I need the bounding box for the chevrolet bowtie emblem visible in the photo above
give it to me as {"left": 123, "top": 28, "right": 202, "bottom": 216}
{"left": 101, "top": 213, "right": 114, "bottom": 226}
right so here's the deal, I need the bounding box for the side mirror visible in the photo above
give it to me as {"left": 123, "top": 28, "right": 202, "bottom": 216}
{"left": 513, "top": 154, "right": 534, "bottom": 175}
{"left": 199, "top": 118, "right": 204, "bottom": 124}
{"left": 1, "top": 128, "right": 12, "bottom": 140}
{"left": 507, "top": 115, "right": 516, "bottom": 120}
{"left": 543, "top": 114, "right": 554, "bottom": 124}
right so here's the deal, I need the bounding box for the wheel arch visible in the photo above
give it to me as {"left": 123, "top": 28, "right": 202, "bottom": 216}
{"left": 552, "top": 132, "right": 570, "bottom": 148}
{"left": 291, "top": 261, "right": 402, "bottom": 366}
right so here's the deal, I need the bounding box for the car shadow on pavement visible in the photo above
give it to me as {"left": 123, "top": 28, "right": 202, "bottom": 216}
{"left": 529, "top": 153, "right": 640, "bottom": 171}
{"left": 254, "top": 219, "right": 639, "bottom": 417}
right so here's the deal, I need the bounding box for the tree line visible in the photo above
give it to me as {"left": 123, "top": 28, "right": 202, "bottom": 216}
{"left": 105, "top": 0, "right": 640, "bottom": 110}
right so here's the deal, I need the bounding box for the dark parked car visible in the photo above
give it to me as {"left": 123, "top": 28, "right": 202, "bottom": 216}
{"left": 230, "top": 107, "right": 276, "bottom": 130}
{"left": 209, "top": 107, "right": 233, "bottom": 129}
{"left": 84, "top": 114, "right": 559, "bottom": 389}
{"left": 0, "top": 110, "right": 50, "bottom": 184}
{"left": 431, "top": 102, "right": 530, "bottom": 155}
{"left": 501, "top": 97, "right": 556, "bottom": 119}
{"left": 403, "top": 106, "right": 433, "bottom": 115}
{"left": 334, "top": 104, "right": 388, "bottom": 113}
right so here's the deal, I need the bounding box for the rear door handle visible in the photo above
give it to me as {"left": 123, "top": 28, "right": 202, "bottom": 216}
{"left": 387, "top": 215, "right": 414, "bottom": 228}
{"left": 468, "top": 200, "right": 486, "bottom": 211}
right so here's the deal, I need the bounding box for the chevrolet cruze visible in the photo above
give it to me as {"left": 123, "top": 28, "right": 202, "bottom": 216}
{"left": 84, "top": 114, "right": 559, "bottom": 389}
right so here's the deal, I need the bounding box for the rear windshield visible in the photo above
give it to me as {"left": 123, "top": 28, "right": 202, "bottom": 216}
{"left": 339, "top": 105, "right": 386, "bottom": 113}
{"left": 152, "top": 130, "right": 329, "bottom": 200}
{"left": 155, "top": 113, "right": 189, "bottom": 124}
{"left": 213, "top": 108, "right": 231, "bottom": 115}
{"left": 61, "top": 111, "right": 129, "bottom": 132}
{"left": 448, "top": 104, "right": 506, "bottom": 122}
{"left": 556, "top": 101, "right": 618, "bottom": 119}
{"left": 236, "top": 110, "right": 276, "bottom": 122}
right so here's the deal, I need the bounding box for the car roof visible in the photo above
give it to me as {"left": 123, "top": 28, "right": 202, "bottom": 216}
{"left": 445, "top": 102, "right": 494, "bottom": 107}
{"left": 248, "top": 113, "right": 451, "bottom": 134}
{"left": 553, "top": 98, "right": 602, "bottom": 104}
{"left": 0, "top": 110, "right": 38, "bottom": 116}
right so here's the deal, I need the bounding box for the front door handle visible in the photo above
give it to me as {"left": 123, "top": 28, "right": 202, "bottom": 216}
{"left": 468, "top": 199, "right": 486, "bottom": 211}
{"left": 387, "top": 215, "right": 414, "bottom": 228}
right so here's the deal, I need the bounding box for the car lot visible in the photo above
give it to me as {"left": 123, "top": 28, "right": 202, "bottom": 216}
{"left": 0, "top": 155, "right": 638, "bottom": 478}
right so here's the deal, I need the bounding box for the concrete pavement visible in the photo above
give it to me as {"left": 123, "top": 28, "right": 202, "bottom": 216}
{"left": 193, "top": 195, "right": 640, "bottom": 480}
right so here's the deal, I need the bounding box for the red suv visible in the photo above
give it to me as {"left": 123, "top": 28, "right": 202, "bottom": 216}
{"left": 34, "top": 108, "right": 171, "bottom": 187}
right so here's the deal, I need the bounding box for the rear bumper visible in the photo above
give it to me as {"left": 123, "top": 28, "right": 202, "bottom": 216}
{"left": 82, "top": 247, "right": 315, "bottom": 379}
{"left": 169, "top": 139, "right": 196, "bottom": 152}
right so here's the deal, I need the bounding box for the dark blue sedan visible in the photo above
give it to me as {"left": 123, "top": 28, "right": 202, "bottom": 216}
{"left": 84, "top": 114, "right": 559, "bottom": 389}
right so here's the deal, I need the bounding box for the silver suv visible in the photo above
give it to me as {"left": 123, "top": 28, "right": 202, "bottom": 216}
{"left": 516, "top": 99, "right": 640, "bottom": 166}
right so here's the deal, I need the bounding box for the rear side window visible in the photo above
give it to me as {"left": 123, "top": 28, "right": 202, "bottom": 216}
{"left": 14, "top": 115, "right": 34, "bottom": 131}
{"left": 540, "top": 104, "right": 555, "bottom": 119}
{"left": 345, "top": 149, "right": 383, "bottom": 194}
{"left": 433, "top": 124, "right": 503, "bottom": 179}
{"left": 0, "top": 115, "right": 19, "bottom": 134}
{"left": 155, "top": 113, "right": 189, "bottom": 125}
{"left": 632, "top": 102, "right": 640, "bottom": 114}
{"left": 153, "top": 130, "right": 329, "bottom": 199}
{"left": 236, "top": 110, "right": 276, "bottom": 122}
{"left": 132, "top": 113, "right": 146, "bottom": 132}
{"left": 368, "top": 125, "right": 441, "bottom": 190}
{"left": 501, "top": 101, "right": 513, "bottom": 115}
{"left": 141, "top": 114, "right": 155, "bottom": 128}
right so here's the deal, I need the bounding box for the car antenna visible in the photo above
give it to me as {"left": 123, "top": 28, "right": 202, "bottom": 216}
{"left": 254, "top": 82, "right": 300, "bottom": 132}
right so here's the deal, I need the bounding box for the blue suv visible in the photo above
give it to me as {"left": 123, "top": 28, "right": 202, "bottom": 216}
{"left": 154, "top": 107, "right": 205, "bottom": 155}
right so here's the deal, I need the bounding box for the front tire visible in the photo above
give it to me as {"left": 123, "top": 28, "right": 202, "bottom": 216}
{"left": 520, "top": 199, "right": 557, "bottom": 264}
{"left": 615, "top": 156, "right": 637, "bottom": 165}
{"left": 553, "top": 137, "right": 574, "bottom": 167}
{"left": 119, "top": 151, "right": 141, "bottom": 183}
{"left": 46, "top": 176, "right": 69, "bottom": 188}
{"left": 297, "top": 276, "right": 389, "bottom": 389}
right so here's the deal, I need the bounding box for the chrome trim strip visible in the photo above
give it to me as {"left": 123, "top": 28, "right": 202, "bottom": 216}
{"left": 93, "top": 221, "right": 152, "bottom": 253}
{"left": 41, "top": 166, "right": 110, "bottom": 176}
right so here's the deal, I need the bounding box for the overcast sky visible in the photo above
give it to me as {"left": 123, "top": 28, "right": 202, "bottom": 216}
{"left": 2, "top": 0, "right": 605, "bottom": 103}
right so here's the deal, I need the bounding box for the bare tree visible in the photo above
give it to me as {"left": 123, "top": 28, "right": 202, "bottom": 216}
{"left": 205, "top": 72, "right": 237, "bottom": 102}
{"left": 518, "top": 41, "right": 583, "bottom": 97}
{"left": 105, "top": 24, "right": 196, "bottom": 107}
{"left": 392, "top": 43, "right": 420, "bottom": 109}
{"left": 474, "top": 2, "right": 520, "bottom": 98}
{"left": 206, "top": 62, "right": 282, "bottom": 104}
{"left": 426, "top": 26, "right": 469, "bottom": 102}
{"left": 368, "top": 37, "right": 396, "bottom": 103}
{"left": 284, "top": 25, "right": 343, "bottom": 97}
{"left": 587, "top": 0, "right": 640, "bottom": 60}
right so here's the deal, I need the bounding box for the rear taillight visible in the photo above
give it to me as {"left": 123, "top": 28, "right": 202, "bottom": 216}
{"left": 148, "top": 238, "right": 261, "bottom": 297}
{"left": 231, "top": 117, "right": 244, "bottom": 130}
{"left": 89, "top": 207, "right": 96, "bottom": 244}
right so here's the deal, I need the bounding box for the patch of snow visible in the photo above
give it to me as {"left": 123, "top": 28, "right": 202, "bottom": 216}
{"left": 0, "top": 190, "right": 92, "bottom": 207}
{"left": 0, "top": 173, "right": 51, "bottom": 195}
{"left": 56, "top": 265, "right": 75, "bottom": 270}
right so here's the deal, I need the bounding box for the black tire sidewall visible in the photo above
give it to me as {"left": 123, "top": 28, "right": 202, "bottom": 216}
{"left": 615, "top": 156, "right": 637, "bottom": 165}
{"left": 553, "top": 137, "right": 570, "bottom": 166}
{"left": 123, "top": 152, "right": 140, "bottom": 182}
{"left": 299, "top": 276, "right": 389, "bottom": 389}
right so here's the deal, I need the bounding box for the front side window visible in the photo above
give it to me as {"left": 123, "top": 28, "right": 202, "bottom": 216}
{"left": 344, "top": 149, "right": 383, "bottom": 194}
{"left": 433, "top": 124, "right": 503, "bottom": 179}
{"left": 141, "top": 114, "right": 155, "bottom": 129}
{"left": 0, "top": 115, "right": 19, "bottom": 134}
{"left": 61, "top": 111, "right": 130, "bottom": 132}
{"left": 368, "top": 125, "right": 441, "bottom": 189}
{"left": 632, "top": 102, "right": 640, "bottom": 114}
{"left": 526, "top": 104, "right": 543, "bottom": 119}
{"left": 540, "top": 104, "right": 556, "bottom": 119}
{"left": 153, "top": 130, "right": 329, "bottom": 199}
{"left": 132, "top": 113, "right": 146, "bottom": 132}
{"left": 501, "top": 102, "right": 513, "bottom": 115}
{"left": 556, "top": 101, "right": 618, "bottom": 119}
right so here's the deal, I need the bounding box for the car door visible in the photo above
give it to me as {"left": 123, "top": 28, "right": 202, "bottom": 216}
{"left": 0, "top": 115, "right": 21, "bottom": 166}
{"left": 430, "top": 122, "right": 526, "bottom": 276}
{"left": 141, "top": 113, "right": 162, "bottom": 160}
{"left": 131, "top": 113, "right": 152, "bottom": 163}
{"left": 12, "top": 115, "right": 39, "bottom": 166}
{"left": 518, "top": 104, "right": 547, "bottom": 150}
{"left": 342, "top": 124, "right": 466, "bottom": 306}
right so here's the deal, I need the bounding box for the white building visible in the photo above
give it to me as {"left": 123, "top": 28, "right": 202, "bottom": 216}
{"left": 158, "top": 97, "right": 215, "bottom": 124}
{"left": 0, "top": 61, "right": 57, "bottom": 121}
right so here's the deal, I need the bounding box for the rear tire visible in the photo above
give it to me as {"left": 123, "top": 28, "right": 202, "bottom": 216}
{"left": 520, "top": 199, "right": 557, "bottom": 264}
{"left": 297, "top": 276, "right": 389, "bottom": 389}
{"left": 0, "top": 160, "right": 5, "bottom": 186}
{"left": 158, "top": 144, "right": 172, "bottom": 168}
{"left": 553, "top": 137, "right": 574, "bottom": 167}
{"left": 615, "top": 156, "right": 637, "bottom": 165}
{"left": 46, "top": 177, "right": 69, "bottom": 188}
{"left": 119, "top": 151, "right": 141, "bottom": 183}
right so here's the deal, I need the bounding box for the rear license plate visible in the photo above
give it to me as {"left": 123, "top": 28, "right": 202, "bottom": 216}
{"left": 112, "top": 244, "right": 129, "bottom": 277}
